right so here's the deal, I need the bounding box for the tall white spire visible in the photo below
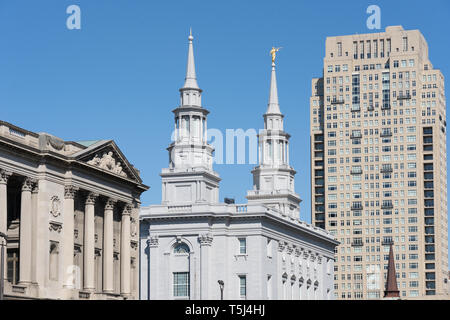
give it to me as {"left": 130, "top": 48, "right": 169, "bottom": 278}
{"left": 266, "top": 62, "right": 281, "bottom": 114}
{"left": 247, "top": 56, "right": 300, "bottom": 219}
{"left": 183, "top": 28, "right": 199, "bottom": 89}
{"left": 161, "top": 30, "right": 220, "bottom": 206}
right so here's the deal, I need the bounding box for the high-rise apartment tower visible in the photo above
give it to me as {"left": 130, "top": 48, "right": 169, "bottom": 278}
{"left": 310, "top": 26, "right": 448, "bottom": 299}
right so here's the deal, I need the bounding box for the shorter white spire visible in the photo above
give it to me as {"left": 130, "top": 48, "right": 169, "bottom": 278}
{"left": 266, "top": 62, "right": 281, "bottom": 114}
{"left": 183, "top": 28, "right": 199, "bottom": 89}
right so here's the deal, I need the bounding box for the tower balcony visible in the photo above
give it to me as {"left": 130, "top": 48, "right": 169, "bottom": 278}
{"left": 397, "top": 94, "right": 411, "bottom": 100}
{"left": 380, "top": 130, "right": 392, "bottom": 137}
{"left": 351, "top": 239, "right": 364, "bottom": 247}
{"left": 381, "top": 201, "right": 393, "bottom": 209}
{"left": 351, "top": 105, "right": 361, "bottom": 112}
{"left": 380, "top": 165, "right": 393, "bottom": 173}
{"left": 331, "top": 99, "right": 345, "bottom": 105}
{"left": 351, "top": 202, "right": 363, "bottom": 210}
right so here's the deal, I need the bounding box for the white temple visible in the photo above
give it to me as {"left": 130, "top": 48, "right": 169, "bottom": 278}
{"left": 139, "top": 31, "right": 338, "bottom": 300}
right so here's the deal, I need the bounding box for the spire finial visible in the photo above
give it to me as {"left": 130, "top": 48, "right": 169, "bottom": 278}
{"left": 183, "top": 28, "right": 199, "bottom": 89}
{"left": 266, "top": 49, "right": 281, "bottom": 114}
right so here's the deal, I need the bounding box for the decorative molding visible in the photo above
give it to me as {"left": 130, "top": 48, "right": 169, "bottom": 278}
{"left": 87, "top": 151, "right": 127, "bottom": 177}
{"left": 317, "top": 254, "right": 322, "bottom": 264}
{"left": 147, "top": 235, "right": 159, "bottom": 247}
{"left": 278, "top": 241, "right": 286, "bottom": 252}
{"left": 130, "top": 240, "right": 138, "bottom": 250}
{"left": 64, "top": 186, "right": 78, "bottom": 199}
{"left": 198, "top": 233, "right": 213, "bottom": 246}
{"left": 286, "top": 245, "right": 293, "bottom": 255}
{"left": 49, "top": 221, "right": 63, "bottom": 233}
{"left": 303, "top": 251, "right": 309, "bottom": 259}
{"left": 74, "top": 229, "right": 79, "bottom": 239}
{"left": 294, "top": 247, "right": 302, "bottom": 257}
{"left": 130, "top": 218, "right": 137, "bottom": 237}
{"left": 50, "top": 196, "right": 61, "bottom": 217}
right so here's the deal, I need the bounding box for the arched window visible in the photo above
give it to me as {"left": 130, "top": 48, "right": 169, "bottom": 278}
{"left": 173, "top": 243, "right": 190, "bottom": 254}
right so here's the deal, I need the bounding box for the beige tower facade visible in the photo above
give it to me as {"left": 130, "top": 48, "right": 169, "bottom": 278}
{"left": 310, "top": 26, "right": 448, "bottom": 299}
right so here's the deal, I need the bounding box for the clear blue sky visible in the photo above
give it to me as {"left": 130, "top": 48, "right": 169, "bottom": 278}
{"left": 1, "top": 0, "right": 449, "bottom": 228}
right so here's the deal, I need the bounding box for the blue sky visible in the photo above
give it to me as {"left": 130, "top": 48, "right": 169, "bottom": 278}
{"left": 1, "top": 0, "right": 449, "bottom": 227}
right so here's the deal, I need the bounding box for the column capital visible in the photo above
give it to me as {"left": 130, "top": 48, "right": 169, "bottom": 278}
{"left": 0, "top": 169, "right": 12, "bottom": 184}
{"left": 85, "top": 192, "right": 99, "bottom": 205}
{"left": 64, "top": 185, "right": 79, "bottom": 199}
{"left": 198, "top": 233, "right": 213, "bottom": 246}
{"left": 147, "top": 235, "right": 159, "bottom": 248}
{"left": 105, "top": 198, "right": 117, "bottom": 210}
{"left": 122, "top": 204, "right": 132, "bottom": 216}
{"left": 22, "top": 177, "right": 36, "bottom": 192}
{"left": 31, "top": 182, "right": 39, "bottom": 194}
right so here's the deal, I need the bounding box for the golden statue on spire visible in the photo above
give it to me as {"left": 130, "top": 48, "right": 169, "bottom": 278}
{"left": 270, "top": 47, "right": 282, "bottom": 63}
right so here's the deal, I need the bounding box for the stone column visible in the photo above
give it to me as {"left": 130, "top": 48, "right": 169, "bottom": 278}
{"left": 198, "top": 233, "right": 213, "bottom": 299}
{"left": 0, "top": 170, "right": 11, "bottom": 280}
{"left": 120, "top": 204, "right": 131, "bottom": 296}
{"left": 30, "top": 183, "right": 39, "bottom": 285}
{"left": 147, "top": 235, "right": 159, "bottom": 300}
{"left": 62, "top": 186, "right": 78, "bottom": 289}
{"left": 19, "top": 177, "right": 34, "bottom": 285}
{"left": 83, "top": 192, "right": 98, "bottom": 291}
{"left": 103, "top": 198, "right": 116, "bottom": 293}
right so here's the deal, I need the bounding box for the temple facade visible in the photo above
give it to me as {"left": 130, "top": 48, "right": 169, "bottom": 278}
{"left": 139, "top": 32, "right": 338, "bottom": 300}
{"left": 0, "top": 121, "right": 148, "bottom": 299}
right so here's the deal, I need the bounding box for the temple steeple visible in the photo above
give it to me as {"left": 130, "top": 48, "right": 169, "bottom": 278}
{"left": 180, "top": 29, "right": 202, "bottom": 107}
{"left": 384, "top": 243, "right": 400, "bottom": 299}
{"left": 266, "top": 62, "right": 281, "bottom": 115}
{"left": 247, "top": 54, "right": 301, "bottom": 219}
{"left": 183, "top": 28, "right": 199, "bottom": 89}
{"left": 160, "top": 30, "right": 220, "bottom": 205}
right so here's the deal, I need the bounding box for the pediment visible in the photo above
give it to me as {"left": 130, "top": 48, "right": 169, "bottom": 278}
{"left": 73, "top": 140, "right": 141, "bottom": 183}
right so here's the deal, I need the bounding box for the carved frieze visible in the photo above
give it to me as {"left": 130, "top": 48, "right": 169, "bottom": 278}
{"left": 87, "top": 151, "right": 127, "bottom": 177}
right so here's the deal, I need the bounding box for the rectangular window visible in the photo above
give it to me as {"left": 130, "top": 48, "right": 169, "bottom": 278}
{"left": 239, "top": 275, "right": 247, "bottom": 299}
{"left": 239, "top": 238, "right": 247, "bottom": 254}
{"left": 173, "top": 272, "right": 190, "bottom": 297}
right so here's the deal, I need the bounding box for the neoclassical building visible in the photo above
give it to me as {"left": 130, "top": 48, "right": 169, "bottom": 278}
{"left": 139, "top": 32, "right": 339, "bottom": 300}
{"left": 0, "top": 121, "right": 148, "bottom": 299}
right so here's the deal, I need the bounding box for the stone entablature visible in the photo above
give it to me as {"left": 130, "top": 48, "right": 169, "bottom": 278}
{"left": 141, "top": 202, "right": 335, "bottom": 242}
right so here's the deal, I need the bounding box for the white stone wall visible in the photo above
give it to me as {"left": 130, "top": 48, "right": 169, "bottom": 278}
{"left": 140, "top": 208, "right": 336, "bottom": 300}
